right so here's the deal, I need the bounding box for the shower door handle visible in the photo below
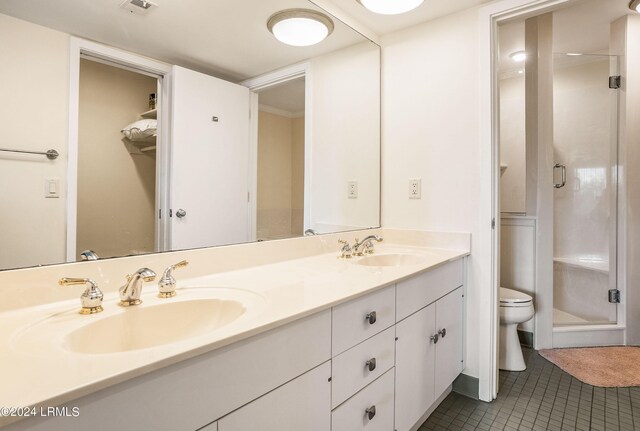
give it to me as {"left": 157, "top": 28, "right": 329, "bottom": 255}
{"left": 553, "top": 163, "right": 566, "bottom": 189}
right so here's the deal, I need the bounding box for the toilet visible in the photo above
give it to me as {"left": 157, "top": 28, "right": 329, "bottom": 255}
{"left": 499, "top": 287, "right": 535, "bottom": 371}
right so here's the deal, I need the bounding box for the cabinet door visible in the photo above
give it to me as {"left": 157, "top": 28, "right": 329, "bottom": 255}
{"left": 395, "top": 303, "right": 436, "bottom": 431}
{"left": 218, "top": 362, "right": 331, "bottom": 431}
{"left": 170, "top": 65, "right": 250, "bottom": 250}
{"left": 434, "top": 288, "right": 464, "bottom": 397}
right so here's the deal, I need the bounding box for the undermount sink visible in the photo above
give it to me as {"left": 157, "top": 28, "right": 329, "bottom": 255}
{"left": 356, "top": 253, "right": 427, "bottom": 267}
{"left": 64, "top": 299, "right": 245, "bottom": 354}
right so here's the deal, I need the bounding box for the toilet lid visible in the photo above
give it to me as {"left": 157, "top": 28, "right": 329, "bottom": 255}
{"left": 499, "top": 287, "right": 532, "bottom": 304}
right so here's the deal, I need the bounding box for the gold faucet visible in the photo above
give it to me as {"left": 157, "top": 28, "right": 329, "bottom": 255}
{"left": 353, "top": 235, "right": 383, "bottom": 256}
{"left": 119, "top": 268, "right": 156, "bottom": 306}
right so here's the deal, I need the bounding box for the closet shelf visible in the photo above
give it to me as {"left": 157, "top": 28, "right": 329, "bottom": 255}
{"left": 140, "top": 108, "right": 157, "bottom": 119}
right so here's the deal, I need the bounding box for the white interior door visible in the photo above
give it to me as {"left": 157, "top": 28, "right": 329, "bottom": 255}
{"left": 170, "top": 66, "right": 250, "bottom": 250}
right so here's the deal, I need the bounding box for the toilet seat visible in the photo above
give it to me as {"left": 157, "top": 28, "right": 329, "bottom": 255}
{"left": 499, "top": 287, "right": 533, "bottom": 307}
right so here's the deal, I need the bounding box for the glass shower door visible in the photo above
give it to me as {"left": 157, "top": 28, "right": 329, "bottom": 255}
{"left": 552, "top": 53, "right": 619, "bottom": 326}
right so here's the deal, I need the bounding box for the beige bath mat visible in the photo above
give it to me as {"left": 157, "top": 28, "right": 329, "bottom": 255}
{"left": 539, "top": 347, "right": 640, "bottom": 387}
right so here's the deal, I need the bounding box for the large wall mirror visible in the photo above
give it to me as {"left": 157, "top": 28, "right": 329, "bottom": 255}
{"left": 0, "top": 0, "right": 381, "bottom": 270}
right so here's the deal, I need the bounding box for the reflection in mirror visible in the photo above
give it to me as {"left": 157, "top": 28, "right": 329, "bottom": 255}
{"left": 0, "top": 0, "right": 380, "bottom": 270}
{"left": 256, "top": 77, "right": 306, "bottom": 241}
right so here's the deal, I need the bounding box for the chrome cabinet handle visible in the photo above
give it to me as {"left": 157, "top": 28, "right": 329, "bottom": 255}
{"left": 430, "top": 333, "right": 439, "bottom": 344}
{"left": 365, "top": 358, "right": 377, "bottom": 372}
{"left": 553, "top": 163, "right": 566, "bottom": 188}
{"left": 176, "top": 209, "right": 187, "bottom": 218}
{"left": 439, "top": 328, "right": 447, "bottom": 338}
{"left": 365, "top": 311, "right": 377, "bottom": 325}
{"left": 365, "top": 405, "right": 376, "bottom": 420}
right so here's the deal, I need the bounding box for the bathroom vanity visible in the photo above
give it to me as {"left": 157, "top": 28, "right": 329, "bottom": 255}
{"left": 0, "top": 229, "right": 469, "bottom": 431}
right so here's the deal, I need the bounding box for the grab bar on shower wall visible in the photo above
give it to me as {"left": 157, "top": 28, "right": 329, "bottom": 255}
{"left": 553, "top": 163, "right": 566, "bottom": 188}
{"left": 0, "top": 148, "right": 59, "bottom": 160}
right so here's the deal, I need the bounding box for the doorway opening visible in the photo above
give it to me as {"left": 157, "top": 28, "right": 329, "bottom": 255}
{"left": 254, "top": 77, "right": 306, "bottom": 241}
{"left": 76, "top": 57, "right": 160, "bottom": 259}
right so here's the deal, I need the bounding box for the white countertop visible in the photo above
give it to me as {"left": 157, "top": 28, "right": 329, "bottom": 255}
{"left": 0, "top": 232, "right": 469, "bottom": 427}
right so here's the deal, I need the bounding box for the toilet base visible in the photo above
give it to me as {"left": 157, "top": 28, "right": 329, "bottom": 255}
{"left": 499, "top": 323, "right": 526, "bottom": 371}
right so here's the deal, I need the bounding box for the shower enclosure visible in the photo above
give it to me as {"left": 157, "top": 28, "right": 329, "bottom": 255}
{"left": 552, "top": 53, "right": 620, "bottom": 327}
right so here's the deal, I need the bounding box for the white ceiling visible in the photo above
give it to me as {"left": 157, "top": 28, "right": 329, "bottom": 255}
{"left": 0, "top": 0, "right": 368, "bottom": 82}
{"left": 3, "top": 0, "right": 633, "bottom": 85}
{"left": 258, "top": 77, "right": 306, "bottom": 113}
{"left": 320, "top": 0, "right": 493, "bottom": 35}
{"left": 0, "top": 0, "right": 513, "bottom": 84}
{"left": 498, "top": 0, "right": 632, "bottom": 76}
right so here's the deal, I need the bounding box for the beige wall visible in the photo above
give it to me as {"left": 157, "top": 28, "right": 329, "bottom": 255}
{"left": 257, "top": 111, "right": 304, "bottom": 240}
{"left": 500, "top": 76, "right": 527, "bottom": 214}
{"left": 77, "top": 59, "right": 156, "bottom": 258}
{"left": 0, "top": 14, "right": 69, "bottom": 270}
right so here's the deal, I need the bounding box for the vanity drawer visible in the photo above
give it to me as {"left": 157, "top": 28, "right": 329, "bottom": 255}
{"left": 332, "top": 326, "right": 395, "bottom": 408}
{"left": 332, "top": 368, "right": 395, "bottom": 431}
{"left": 396, "top": 259, "right": 463, "bottom": 321}
{"left": 332, "top": 285, "right": 395, "bottom": 355}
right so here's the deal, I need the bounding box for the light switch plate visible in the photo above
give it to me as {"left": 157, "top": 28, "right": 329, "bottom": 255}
{"left": 45, "top": 178, "right": 60, "bottom": 198}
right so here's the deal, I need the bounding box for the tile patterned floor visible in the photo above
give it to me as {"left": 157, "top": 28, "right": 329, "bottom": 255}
{"left": 419, "top": 348, "right": 640, "bottom": 431}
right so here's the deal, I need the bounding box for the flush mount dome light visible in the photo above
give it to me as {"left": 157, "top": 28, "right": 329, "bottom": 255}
{"left": 630, "top": 0, "right": 640, "bottom": 12}
{"left": 267, "top": 9, "right": 334, "bottom": 47}
{"left": 510, "top": 51, "right": 527, "bottom": 62}
{"left": 357, "top": 0, "right": 424, "bottom": 15}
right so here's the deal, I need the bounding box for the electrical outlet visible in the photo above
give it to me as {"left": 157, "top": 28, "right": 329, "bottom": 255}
{"left": 409, "top": 178, "right": 421, "bottom": 199}
{"left": 348, "top": 181, "right": 358, "bottom": 199}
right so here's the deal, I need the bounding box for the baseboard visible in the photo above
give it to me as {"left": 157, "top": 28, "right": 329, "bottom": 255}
{"left": 518, "top": 330, "right": 534, "bottom": 348}
{"left": 452, "top": 373, "right": 479, "bottom": 400}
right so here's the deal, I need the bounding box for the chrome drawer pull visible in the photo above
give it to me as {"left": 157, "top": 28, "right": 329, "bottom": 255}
{"left": 365, "top": 311, "right": 377, "bottom": 325}
{"left": 365, "top": 357, "right": 377, "bottom": 372}
{"left": 438, "top": 328, "right": 447, "bottom": 338}
{"left": 365, "top": 405, "right": 376, "bottom": 420}
{"left": 430, "top": 333, "right": 439, "bottom": 344}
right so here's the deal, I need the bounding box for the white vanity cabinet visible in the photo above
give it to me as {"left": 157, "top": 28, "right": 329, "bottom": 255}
{"left": 217, "top": 362, "right": 331, "bottom": 431}
{"left": 395, "top": 260, "right": 464, "bottom": 431}
{"left": 4, "top": 259, "right": 466, "bottom": 431}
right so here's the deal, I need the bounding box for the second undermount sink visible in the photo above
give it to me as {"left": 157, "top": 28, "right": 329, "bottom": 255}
{"left": 64, "top": 299, "right": 245, "bottom": 354}
{"left": 356, "top": 253, "right": 428, "bottom": 267}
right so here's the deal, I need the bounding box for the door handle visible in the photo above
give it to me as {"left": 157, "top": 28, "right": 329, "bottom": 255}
{"left": 175, "top": 209, "right": 187, "bottom": 218}
{"left": 553, "top": 163, "right": 566, "bottom": 188}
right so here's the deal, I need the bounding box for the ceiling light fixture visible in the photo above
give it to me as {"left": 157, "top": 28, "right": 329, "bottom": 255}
{"left": 356, "top": 0, "right": 424, "bottom": 15}
{"left": 510, "top": 51, "right": 527, "bottom": 62}
{"left": 630, "top": 0, "right": 640, "bottom": 12}
{"left": 267, "top": 9, "right": 334, "bottom": 47}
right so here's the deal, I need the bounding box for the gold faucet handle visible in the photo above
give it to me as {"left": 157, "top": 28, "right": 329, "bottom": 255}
{"left": 158, "top": 260, "right": 189, "bottom": 298}
{"left": 172, "top": 260, "right": 189, "bottom": 270}
{"left": 338, "top": 240, "right": 353, "bottom": 259}
{"left": 59, "top": 277, "right": 104, "bottom": 315}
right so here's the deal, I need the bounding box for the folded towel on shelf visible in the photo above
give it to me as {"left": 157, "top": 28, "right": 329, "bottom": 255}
{"left": 121, "top": 119, "right": 157, "bottom": 141}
